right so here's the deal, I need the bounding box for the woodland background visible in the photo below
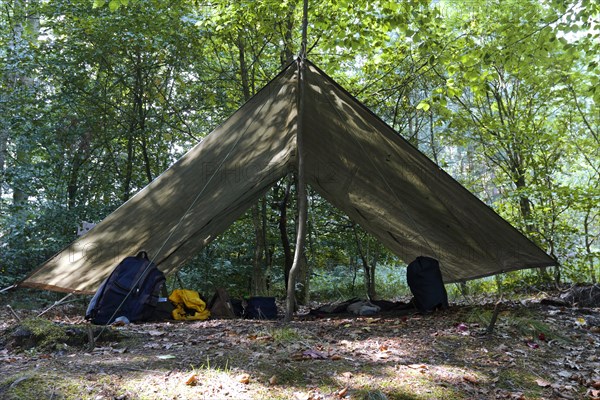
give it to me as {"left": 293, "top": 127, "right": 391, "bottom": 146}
{"left": 1, "top": 0, "right": 598, "bottom": 302}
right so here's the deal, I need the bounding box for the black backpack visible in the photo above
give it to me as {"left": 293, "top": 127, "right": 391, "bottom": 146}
{"left": 407, "top": 256, "right": 449, "bottom": 313}
{"left": 245, "top": 297, "right": 278, "bottom": 319}
{"left": 86, "top": 251, "right": 166, "bottom": 325}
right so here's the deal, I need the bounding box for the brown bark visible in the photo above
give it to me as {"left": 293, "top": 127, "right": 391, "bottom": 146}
{"left": 279, "top": 178, "right": 293, "bottom": 289}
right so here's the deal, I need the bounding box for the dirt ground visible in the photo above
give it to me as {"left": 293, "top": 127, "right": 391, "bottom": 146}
{"left": 1, "top": 294, "right": 600, "bottom": 400}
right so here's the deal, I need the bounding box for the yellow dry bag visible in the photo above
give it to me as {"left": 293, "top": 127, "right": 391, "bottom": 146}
{"left": 168, "top": 289, "right": 210, "bottom": 321}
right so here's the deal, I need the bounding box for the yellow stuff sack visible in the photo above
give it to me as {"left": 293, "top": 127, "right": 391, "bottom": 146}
{"left": 168, "top": 289, "right": 210, "bottom": 321}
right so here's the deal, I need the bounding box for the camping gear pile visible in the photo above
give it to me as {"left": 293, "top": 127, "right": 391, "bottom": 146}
{"left": 85, "top": 252, "right": 279, "bottom": 325}
{"left": 85, "top": 250, "right": 452, "bottom": 325}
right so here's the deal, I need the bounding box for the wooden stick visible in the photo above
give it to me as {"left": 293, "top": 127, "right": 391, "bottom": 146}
{"left": 285, "top": 0, "right": 309, "bottom": 322}
{"left": 486, "top": 297, "right": 503, "bottom": 335}
{"left": 7, "top": 305, "right": 22, "bottom": 322}
{"left": 87, "top": 324, "right": 96, "bottom": 351}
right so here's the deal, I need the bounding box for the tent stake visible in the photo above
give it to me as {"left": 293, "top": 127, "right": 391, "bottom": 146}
{"left": 285, "top": 0, "right": 309, "bottom": 322}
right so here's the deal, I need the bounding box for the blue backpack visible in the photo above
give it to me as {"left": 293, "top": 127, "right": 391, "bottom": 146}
{"left": 86, "top": 251, "right": 166, "bottom": 325}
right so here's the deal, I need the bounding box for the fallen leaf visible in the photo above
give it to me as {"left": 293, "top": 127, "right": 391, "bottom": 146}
{"left": 156, "top": 354, "right": 176, "bottom": 360}
{"left": 294, "top": 391, "right": 310, "bottom": 400}
{"left": 337, "top": 387, "right": 348, "bottom": 397}
{"left": 185, "top": 374, "right": 198, "bottom": 386}
{"left": 238, "top": 373, "right": 250, "bottom": 384}
{"left": 148, "top": 330, "right": 165, "bottom": 336}
{"left": 535, "top": 378, "right": 551, "bottom": 387}
{"left": 302, "top": 349, "right": 328, "bottom": 359}
{"left": 408, "top": 364, "right": 427, "bottom": 370}
{"left": 269, "top": 375, "right": 277, "bottom": 385}
{"left": 463, "top": 375, "right": 478, "bottom": 384}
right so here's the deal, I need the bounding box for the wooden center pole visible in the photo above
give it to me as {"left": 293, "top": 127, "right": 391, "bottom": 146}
{"left": 285, "top": 0, "right": 309, "bottom": 322}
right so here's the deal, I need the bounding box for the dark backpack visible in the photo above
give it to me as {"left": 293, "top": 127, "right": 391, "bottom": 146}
{"left": 86, "top": 251, "right": 166, "bottom": 325}
{"left": 407, "top": 256, "right": 449, "bottom": 313}
{"left": 245, "top": 297, "right": 278, "bottom": 319}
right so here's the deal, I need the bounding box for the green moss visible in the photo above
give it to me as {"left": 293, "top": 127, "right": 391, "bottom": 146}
{"left": 269, "top": 326, "right": 306, "bottom": 343}
{"left": 0, "top": 372, "right": 98, "bottom": 400}
{"left": 19, "top": 317, "right": 69, "bottom": 351}
{"left": 495, "top": 368, "right": 543, "bottom": 397}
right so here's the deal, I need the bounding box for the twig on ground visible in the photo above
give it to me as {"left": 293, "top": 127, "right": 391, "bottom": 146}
{"left": 7, "top": 305, "right": 22, "bottom": 322}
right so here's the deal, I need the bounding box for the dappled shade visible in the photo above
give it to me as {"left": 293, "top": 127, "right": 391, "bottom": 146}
{"left": 19, "top": 60, "right": 556, "bottom": 294}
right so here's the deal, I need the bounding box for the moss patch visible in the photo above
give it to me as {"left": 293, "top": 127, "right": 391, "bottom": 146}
{"left": 4, "top": 318, "right": 124, "bottom": 352}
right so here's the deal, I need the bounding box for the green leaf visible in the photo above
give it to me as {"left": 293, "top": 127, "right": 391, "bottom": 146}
{"left": 464, "top": 70, "right": 480, "bottom": 82}
{"left": 109, "top": 0, "right": 120, "bottom": 11}
{"left": 416, "top": 101, "right": 430, "bottom": 112}
{"left": 92, "top": 0, "right": 106, "bottom": 8}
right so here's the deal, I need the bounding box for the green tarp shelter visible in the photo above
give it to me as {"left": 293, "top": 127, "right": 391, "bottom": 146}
{"left": 19, "top": 60, "right": 556, "bottom": 294}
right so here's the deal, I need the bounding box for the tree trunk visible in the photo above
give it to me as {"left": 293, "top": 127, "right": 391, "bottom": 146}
{"left": 295, "top": 253, "right": 309, "bottom": 305}
{"left": 12, "top": 143, "right": 28, "bottom": 206}
{"left": 353, "top": 224, "right": 377, "bottom": 300}
{"left": 121, "top": 136, "right": 134, "bottom": 202}
{"left": 279, "top": 3, "right": 296, "bottom": 68}
{"left": 515, "top": 173, "right": 534, "bottom": 231}
{"left": 350, "top": 256, "right": 358, "bottom": 294}
{"left": 237, "top": 35, "right": 251, "bottom": 100}
{"left": 511, "top": 159, "right": 551, "bottom": 281}
{"left": 286, "top": 54, "right": 308, "bottom": 321}
{"left": 279, "top": 178, "right": 293, "bottom": 289}
{"left": 67, "top": 154, "right": 83, "bottom": 209}
{"left": 66, "top": 129, "right": 92, "bottom": 209}
{"left": 8, "top": 1, "right": 39, "bottom": 208}
{"left": 250, "top": 199, "right": 268, "bottom": 296}
{"left": 584, "top": 207, "right": 597, "bottom": 283}
{"left": 0, "top": 128, "right": 6, "bottom": 199}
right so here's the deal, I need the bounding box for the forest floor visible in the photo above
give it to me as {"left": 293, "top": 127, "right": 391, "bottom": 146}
{"left": 1, "top": 291, "right": 600, "bottom": 400}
